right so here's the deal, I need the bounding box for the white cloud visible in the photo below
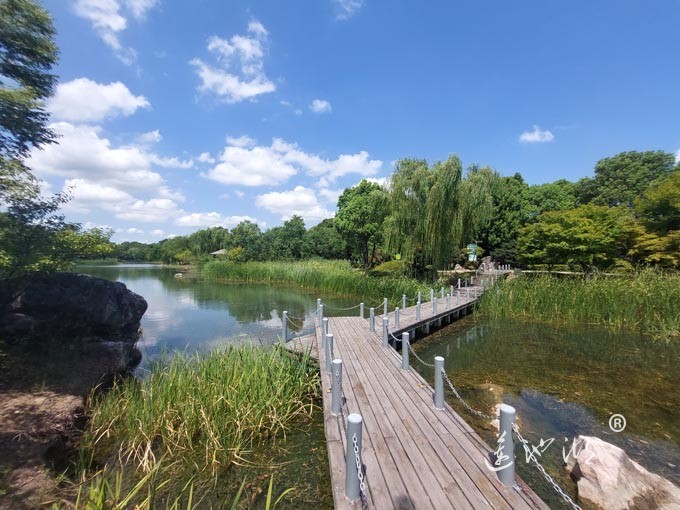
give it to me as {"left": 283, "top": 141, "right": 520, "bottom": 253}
{"left": 117, "top": 198, "right": 180, "bottom": 223}
{"left": 175, "top": 212, "right": 264, "bottom": 228}
{"left": 310, "top": 99, "right": 332, "bottom": 114}
{"left": 226, "top": 135, "right": 256, "bottom": 148}
{"left": 127, "top": 227, "right": 144, "bottom": 234}
{"left": 203, "top": 136, "right": 382, "bottom": 187}
{"left": 74, "top": 0, "right": 137, "bottom": 64}
{"left": 150, "top": 229, "right": 165, "bottom": 237}
{"left": 256, "top": 186, "right": 334, "bottom": 224}
{"left": 318, "top": 187, "right": 343, "bottom": 205}
{"left": 519, "top": 125, "right": 555, "bottom": 143}
{"left": 333, "top": 0, "right": 363, "bottom": 19}
{"left": 219, "top": 193, "right": 230, "bottom": 199}
{"left": 190, "top": 20, "right": 275, "bottom": 103}
{"left": 234, "top": 190, "right": 245, "bottom": 198}
{"left": 48, "top": 78, "right": 150, "bottom": 122}
{"left": 149, "top": 155, "right": 194, "bottom": 169}
{"left": 365, "top": 176, "right": 389, "bottom": 188}
{"left": 137, "top": 129, "right": 162, "bottom": 145}
{"left": 198, "top": 152, "right": 215, "bottom": 163}
{"left": 124, "top": 0, "right": 157, "bottom": 19}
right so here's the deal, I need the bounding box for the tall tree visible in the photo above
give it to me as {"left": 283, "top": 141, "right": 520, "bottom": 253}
{"left": 335, "top": 180, "right": 389, "bottom": 267}
{"left": 0, "top": 0, "right": 59, "bottom": 200}
{"left": 591, "top": 151, "right": 676, "bottom": 208}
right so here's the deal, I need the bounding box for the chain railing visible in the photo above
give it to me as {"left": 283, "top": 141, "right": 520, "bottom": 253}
{"left": 407, "top": 341, "right": 435, "bottom": 368}
{"left": 322, "top": 303, "right": 362, "bottom": 311}
{"left": 513, "top": 424, "right": 582, "bottom": 510}
{"left": 353, "top": 432, "right": 369, "bottom": 510}
{"left": 440, "top": 368, "right": 495, "bottom": 421}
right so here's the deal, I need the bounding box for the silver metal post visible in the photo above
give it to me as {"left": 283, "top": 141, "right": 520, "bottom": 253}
{"left": 433, "top": 297, "right": 437, "bottom": 315}
{"left": 359, "top": 302, "right": 364, "bottom": 318}
{"left": 498, "top": 405, "right": 516, "bottom": 486}
{"left": 402, "top": 294, "right": 406, "bottom": 310}
{"left": 457, "top": 291, "right": 460, "bottom": 306}
{"left": 434, "top": 356, "right": 444, "bottom": 409}
{"left": 316, "top": 298, "right": 321, "bottom": 322}
{"left": 416, "top": 300, "right": 421, "bottom": 320}
{"left": 466, "top": 288, "right": 470, "bottom": 300}
{"left": 457, "top": 278, "right": 461, "bottom": 289}
{"left": 325, "top": 333, "right": 333, "bottom": 374}
{"left": 319, "top": 303, "right": 324, "bottom": 324}
{"left": 331, "top": 359, "right": 342, "bottom": 415}
{"left": 430, "top": 289, "right": 434, "bottom": 302}
{"left": 395, "top": 307, "right": 400, "bottom": 328}
{"left": 383, "top": 297, "right": 388, "bottom": 316}
{"left": 322, "top": 318, "right": 329, "bottom": 349}
{"left": 446, "top": 293, "right": 451, "bottom": 309}
{"left": 401, "top": 332, "right": 410, "bottom": 370}
{"left": 440, "top": 288, "right": 445, "bottom": 300}
{"left": 345, "top": 413, "right": 363, "bottom": 501}
{"left": 369, "top": 308, "right": 375, "bottom": 332}
{"left": 450, "top": 284, "right": 454, "bottom": 297}
{"left": 417, "top": 291, "right": 421, "bottom": 303}
{"left": 383, "top": 317, "right": 389, "bottom": 347}
{"left": 282, "top": 311, "right": 288, "bottom": 344}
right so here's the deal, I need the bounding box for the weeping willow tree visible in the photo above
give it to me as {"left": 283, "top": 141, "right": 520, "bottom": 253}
{"left": 385, "top": 156, "right": 498, "bottom": 275}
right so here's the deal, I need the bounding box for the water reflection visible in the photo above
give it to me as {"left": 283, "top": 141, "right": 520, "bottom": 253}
{"left": 79, "top": 264, "right": 359, "bottom": 364}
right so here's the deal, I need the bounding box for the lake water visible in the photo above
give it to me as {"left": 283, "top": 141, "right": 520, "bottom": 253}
{"left": 82, "top": 264, "right": 680, "bottom": 508}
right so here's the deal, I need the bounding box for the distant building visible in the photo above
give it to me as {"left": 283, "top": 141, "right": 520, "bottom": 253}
{"left": 210, "top": 249, "right": 228, "bottom": 257}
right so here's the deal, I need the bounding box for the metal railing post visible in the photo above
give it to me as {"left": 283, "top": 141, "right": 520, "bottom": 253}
{"left": 417, "top": 291, "right": 422, "bottom": 303}
{"left": 434, "top": 356, "right": 445, "bottom": 409}
{"left": 466, "top": 288, "right": 470, "bottom": 300}
{"left": 416, "top": 300, "right": 421, "bottom": 320}
{"left": 430, "top": 289, "right": 434, "bottom": 302}
{"left": 322, "top": 318, "right": 329, "bottom": 349}
{"left": 433, "top": 297, "right": 437, "bottom": 315}
{"left": 402, "top": 294, "right": 406, "bottom": 310}
{"left": 450, "top": 284, "right": 454, "bottom": 297}
{"left": 316, "top": 298, "right": 321, "bottom": 321}
{"left": 401, "top": 332, "right": 410, "bottom": 370}
{"left": 359, "top": 302, "right": 364, "bottom": 318}
{"left": 282, "top": 311, "right": 288, "bottom": 344}
{"left": 325, "top": 333, "right": 333, "bottom": 374}
{"left": 446, "top": 293, "right": 451, "bottom": 310}
{"left": 440, "top": 288, "right": 445, "bottom": 300}
{"left": 383, "top": 317, "right": 389, "bottom": 347}
{"left": 319, "top": 303, "right": 324, "bottom": 325}
{"left": 369, "top": 308, "right": 375, "bottom": 332}
{"left": 457, "top": 278, "right": 461, "bottom": 289}
{"left": 498, "top": 405, "right": 516, "bottom": 486}
{"left": 331, "top": 359, "right": 342, "bottom": 415}
{"left": 383, "top": 297, "right": 388, "bottom": 316}
{"left": 345, "top": 413, "right": 363, "bottom": 501}
{"left": 395, "top": 307, "right": 400, "bottom": 328}
{"left": 457, "top": 291, "right": 460, "bottom": 306}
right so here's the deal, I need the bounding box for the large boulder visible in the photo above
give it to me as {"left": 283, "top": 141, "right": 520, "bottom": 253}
{"left": 567, "top": 436, "right": 680, "bottom": 510}
{"left": 0, "top": 272, "right": 147, "bottom": 343}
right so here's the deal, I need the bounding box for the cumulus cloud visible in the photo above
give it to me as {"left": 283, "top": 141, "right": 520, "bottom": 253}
{"left": 74, "top": 0, "right": 141, "bottom": 64}
{"left": 333, "top": 0, "right": 364, "bottom": 19}
{"left": 198, "top": 152, "right": 215, "bottom": 164}
{"left": 203, "top": 136, "right": 382, "bottom": 187}
{"left": 175, "top": 212, "right": 264, "bottom": 228}
{"left": 150, "top": 229, "right": 165, "bottom": 237}
{"left": 519, "top": 125, "right": 554, "bottom": 143}
{"left": 48, "top": 78, "right": 150, "bottom": 123}
{"left": 127, "top": 227, "right": 144, "bottom": 234}
{"left": 226, "top": 135, "right": 256, "bottom": 148}
{"left": 136, "top": 129, "right": 162, "bottom": 145}
{"left": 310, "top": 99, "right": 332, "bottom": 114}
{"left": 190, "top": 20, "right": 275, "bottom": 103}
{"left": 256, "top": 186, "right": 334, "bottom": 224}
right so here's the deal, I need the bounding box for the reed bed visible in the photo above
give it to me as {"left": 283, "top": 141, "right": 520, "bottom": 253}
{"left": 201, "top": 259, "right": 436, "bottom": 304}
{"left": 479, "top": 271, "right": 680, "bottom": 339}
{"left": 84, "top": 346, "right": 319, "bottom": 474}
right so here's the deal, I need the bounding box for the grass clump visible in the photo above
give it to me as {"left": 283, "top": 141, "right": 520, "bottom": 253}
{"left": 58, "top": 346, "right": 323, "bottom": 509}
{"left": 201, "top": 259, "right": 436, "bottom": 304}
{"left": 479, "top": 270, "right": 680, "bottom": 339}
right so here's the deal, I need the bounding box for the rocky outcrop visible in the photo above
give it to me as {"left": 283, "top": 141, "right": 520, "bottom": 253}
{"left": 0, "top": 272, "right": 147, "bottom": 344}
{"left": 566, "top": 436, "right": 680, "bottom": 510}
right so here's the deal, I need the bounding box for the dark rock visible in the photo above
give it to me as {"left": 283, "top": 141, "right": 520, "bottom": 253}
{"left": 0, "top": 272, "right": 147, "bottom": 343}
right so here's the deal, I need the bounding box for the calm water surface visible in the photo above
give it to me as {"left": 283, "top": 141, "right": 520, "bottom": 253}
{"left": 82, "top": 264, "right": 680, "bottom": 508}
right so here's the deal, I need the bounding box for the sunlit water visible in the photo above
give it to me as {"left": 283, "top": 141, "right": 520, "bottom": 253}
{"left": 80, "top": 264, "right": 680, "bottom": 508}
{"left": 411, "top": 317, "right": 680, "bottom": 508}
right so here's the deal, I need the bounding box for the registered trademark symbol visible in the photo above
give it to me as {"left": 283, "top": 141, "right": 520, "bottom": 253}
{"left": 609, "top": 414, "right": 627, "bottom": 433}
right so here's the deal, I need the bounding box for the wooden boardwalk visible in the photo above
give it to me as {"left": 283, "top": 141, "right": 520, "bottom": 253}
{"left": 290, "top": 291, "right": 549, "bottom": 510}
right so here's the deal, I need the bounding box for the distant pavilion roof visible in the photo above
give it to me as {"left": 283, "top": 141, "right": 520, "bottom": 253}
{"left": 210, "top": 249, "right": 228, "bottom": 255}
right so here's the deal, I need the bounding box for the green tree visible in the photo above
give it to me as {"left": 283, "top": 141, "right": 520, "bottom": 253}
{"left": 521, "top": 179, "right": 577, "bottom": 222}
{"left": 1, "top": 0, "right": 59, "bottom": 199}
{"left": 303, "top": 218, "right": 346, "bottom": 259}
{"left": 230, "top": 221, "right": 263, "bottom": 261}
{"left": 519, "top": 204, "right": 638, "bottom": 272}
{"left": 591, "top": 151, "right": 676, "bottom": 208}
{"left": 336, "top": 180, "right": 389, "bottom": 267}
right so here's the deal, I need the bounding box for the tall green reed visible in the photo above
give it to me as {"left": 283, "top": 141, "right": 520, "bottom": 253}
{"left": 201, "top": 259, "right": 437, "bottom": 304}
{"left": 479, "top": 270, "right": 680, "bottom": 339}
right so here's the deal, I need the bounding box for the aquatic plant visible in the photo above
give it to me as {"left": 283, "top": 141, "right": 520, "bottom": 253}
{"left": 201, "top": 259, "right": 438, "bottom": 305}
{"left": 479, "top": 270, "right": 680, "bottom": 339}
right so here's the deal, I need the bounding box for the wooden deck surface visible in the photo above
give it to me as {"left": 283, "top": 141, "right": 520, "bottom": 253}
{"left": 313, "top": 297, "right": 549, "bottom": 510}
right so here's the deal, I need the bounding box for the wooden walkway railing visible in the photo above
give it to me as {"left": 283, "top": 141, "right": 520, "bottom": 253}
{"left": 287, "top": 277, "right": 551, "bottom": 510}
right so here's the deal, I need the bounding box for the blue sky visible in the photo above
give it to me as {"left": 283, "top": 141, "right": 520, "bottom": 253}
{"left": 30, "top": 0, "right": 680, "bottom": 242}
